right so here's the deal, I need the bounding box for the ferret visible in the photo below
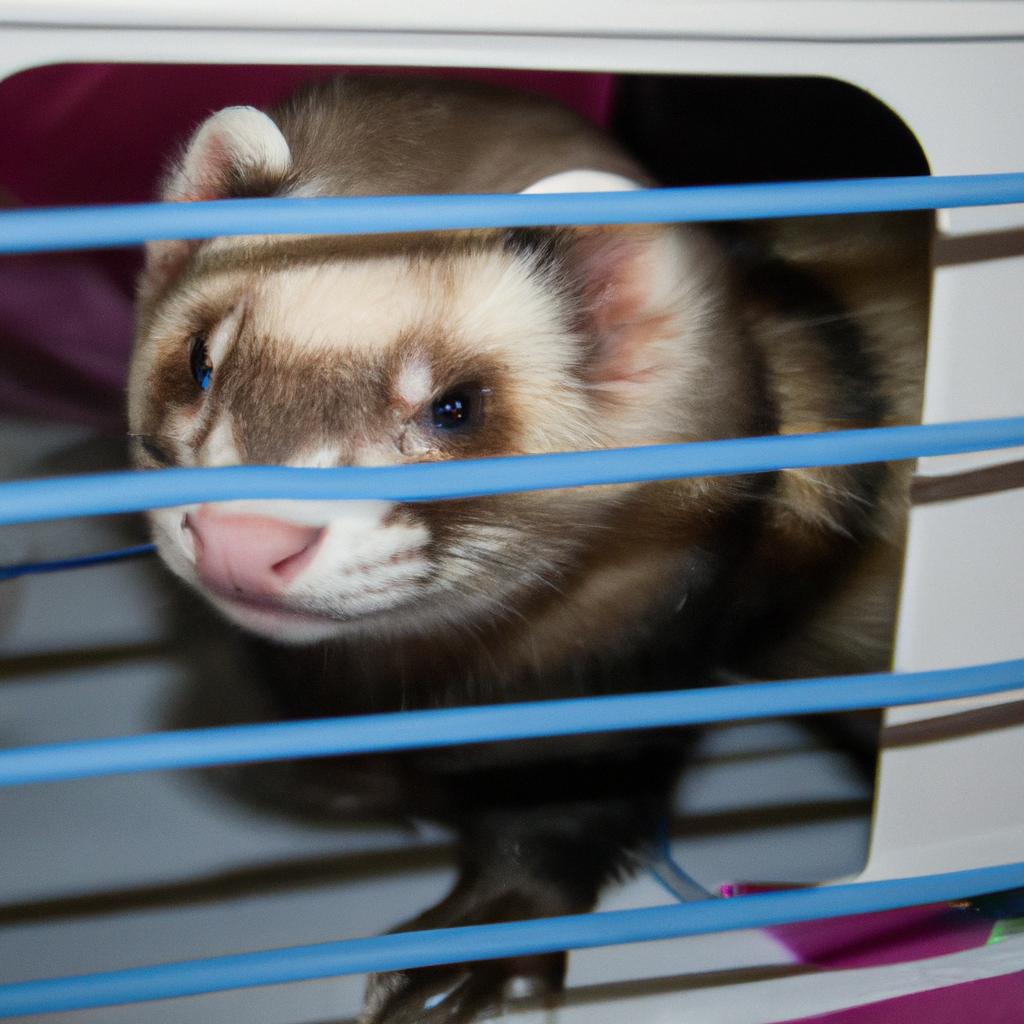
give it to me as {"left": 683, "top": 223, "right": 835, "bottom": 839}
{"left": 129, "top": 77, "right": 930, "bottom": 1023}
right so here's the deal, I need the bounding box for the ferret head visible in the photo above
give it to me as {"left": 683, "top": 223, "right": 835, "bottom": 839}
{"left": 130, "top": 106, "right": 737, "bottom": 645}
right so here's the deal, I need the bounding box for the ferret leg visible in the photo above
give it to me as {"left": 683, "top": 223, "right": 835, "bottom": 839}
{"left": 362, "top": 756, "right": 677, "bottom": 1024}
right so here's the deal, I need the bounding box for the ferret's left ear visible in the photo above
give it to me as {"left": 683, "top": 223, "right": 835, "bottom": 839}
{"left": 563, "top": 223, "right": 702, "bottom": 389}
{"left": 519, "top": 170, "right": 695, "bottom": 389}
{"left": 142, "top": 107, "right": 292, "bottom": 300}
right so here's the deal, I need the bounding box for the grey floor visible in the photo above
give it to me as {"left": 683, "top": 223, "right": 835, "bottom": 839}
{"left": 0, "top": 417, "right": 874, "bottom": 1023}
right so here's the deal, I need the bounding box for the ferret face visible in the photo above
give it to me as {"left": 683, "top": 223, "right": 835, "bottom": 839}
{"left": 131, "top": 231, "right": 722, "bottom": 644}
{"left": 130, "top": 101, "right": 738, "bottom": 647}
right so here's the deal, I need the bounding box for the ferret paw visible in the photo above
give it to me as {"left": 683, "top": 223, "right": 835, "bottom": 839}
{"left": 360, "top": 951, "right": 565, "bottom": 1024}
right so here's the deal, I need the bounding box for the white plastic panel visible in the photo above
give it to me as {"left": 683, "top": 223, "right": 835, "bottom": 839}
{"left": 3, "top": 0, "right": 1024, "bottom": 40}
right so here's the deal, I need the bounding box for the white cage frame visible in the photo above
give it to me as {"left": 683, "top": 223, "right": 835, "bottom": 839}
{"left": 1, "top": 2, "right": 1022, "bottom": 1020}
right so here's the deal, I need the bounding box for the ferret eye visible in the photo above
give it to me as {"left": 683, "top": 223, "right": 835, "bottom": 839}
{"left": 188, "top": 332, "right": 213, "bottom": 392}
{"left": 431, "top": 389, "right": 476, "bottom": 431}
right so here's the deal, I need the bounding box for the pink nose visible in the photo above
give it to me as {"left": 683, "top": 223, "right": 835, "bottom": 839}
{"left": 184, "top": 506, "right": 325, "bottom": 599}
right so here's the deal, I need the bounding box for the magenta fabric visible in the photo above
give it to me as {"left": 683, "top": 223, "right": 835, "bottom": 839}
{"left": 723, "top": 884, "right": 1020, "bottom": 1024}
{"left": 0, "top": 64, "right": 615, "bottom": 428}
{"left": 722, "top": 883, "right": 994, "bottom": 969}
{"left": 0, "top": 252, "right": 133, "bottom": 429}
{"left": 0, "top": 63, "right": 616, "bottom": 211}
{"left": 786, "top": 969, "right": 1024, "bottom": 1024}
{"left": 770, "top": 903, "right": 995, "bottom": 969}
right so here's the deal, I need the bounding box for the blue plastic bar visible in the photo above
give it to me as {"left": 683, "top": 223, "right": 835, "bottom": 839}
{"left": 3, "top": 418, "right": 1024, "bottom": 527}
{"left": 1, "top": 173, "right": 1023, "bottom": 254}
{"left": 0, "top": 544, "right": 156, "bottom": 581}
{"left": 2, "top": 859, "right": 1022, "bottom": 1017}
{"left": 0, "top": 659, "right": 1020, "bottom": 788}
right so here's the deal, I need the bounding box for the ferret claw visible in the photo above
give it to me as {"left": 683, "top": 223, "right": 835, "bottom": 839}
{"left": 362, "top": 952, "right": 564, "bottom": 1024}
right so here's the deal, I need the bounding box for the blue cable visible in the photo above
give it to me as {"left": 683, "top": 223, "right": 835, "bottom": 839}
{"left": 648, "top": 817, "right": 713, "bottom": 902}
{"left": 1, "top": 859, "right": 1021, "bottom": 1017}
{"left": 0, "top": 659, "right": 1020, "bottom": 788}
{"left": 0, "top": 544, "right": 155, "bottom": 581}
{"left": 1, "top": 173, "right": 1023, "bottom": 254}
{"left": 2, "top": 417, "right": 1024, "bottom": 526}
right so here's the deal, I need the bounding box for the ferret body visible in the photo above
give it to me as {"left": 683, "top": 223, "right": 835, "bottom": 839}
{"left": 129, "top": 77, "right": 929, "bottom": 1023}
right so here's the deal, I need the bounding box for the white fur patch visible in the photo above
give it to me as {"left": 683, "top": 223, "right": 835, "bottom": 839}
{"left": 206, "top": 302, "right": 246, "bottom": 367}
{"left": 149, "top": 504, "right": 199, "bottom": 574}
{"left": 257, "top": 261, "right": 437, "bottom": 353}
{"left": 201, "top": 415, "right": 240, "bottom": 467}
{"left": 520, "top": 170, "right": 642, "bottom": 195}
{"left": 167, "top": 106, "right": 291, "bottom": 202}
{"left": 288, "top": 444, "right": 341, "bottom": 470}
{"left": 395, "top": 359, "right": 433, "bottom": 409}
{"left": 310, "top": 514, "right": 430, "bottom": 584}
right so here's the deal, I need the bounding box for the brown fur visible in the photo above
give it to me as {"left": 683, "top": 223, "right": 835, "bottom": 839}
{"left": 130, "top": 77, "right": 931, "bottom": 1023}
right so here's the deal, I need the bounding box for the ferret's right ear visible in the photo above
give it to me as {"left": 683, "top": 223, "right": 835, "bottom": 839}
{"left": 142, "top": 107, "right": 291, "bottom": 297}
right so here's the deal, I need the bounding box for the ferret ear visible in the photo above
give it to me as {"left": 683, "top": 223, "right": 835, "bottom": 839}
{"left": 161, "top": 106, "right": 292, "bottom": 203}
{"left": 142, "top": 107, "right": 292, "bottom": 298}
{"left": 519, "top": 169, "right": 642, "bottom": 196}
{"left": 518, "top": 170, "right": 687, "bottom": 388}
{"left": 561, "top": 223, "right": 696, "bottom": 389}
